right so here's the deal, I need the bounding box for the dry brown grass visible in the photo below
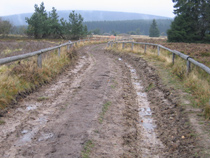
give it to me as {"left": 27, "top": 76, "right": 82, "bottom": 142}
{"left": 0, "top": 39, "right": 66, "bottom": 59}
{"left": 0, "top": 46, "right": 72, "bottom": 110}
{"left": 134, "top": 37, "right": 210, "bottom": 67}
{"left": 131, "top": 35, "right": 167, "bottom": 40}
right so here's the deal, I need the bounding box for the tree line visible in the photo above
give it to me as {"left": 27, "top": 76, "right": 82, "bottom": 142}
{"left": 84, "top": 19, "right": 171, "bottom": 36}
{"left": 168, "top": 0, "right": 210, "bottom": 42}
{"left": 25, "top": 2, "right": 88, "bottom": 39}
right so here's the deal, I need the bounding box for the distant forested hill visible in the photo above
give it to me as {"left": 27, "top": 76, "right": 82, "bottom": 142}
{"left": 1, "top": 10, "right": 171, "bottom": 26}
{"left": 84, "top": 19, "right": 172, "bottom": 35}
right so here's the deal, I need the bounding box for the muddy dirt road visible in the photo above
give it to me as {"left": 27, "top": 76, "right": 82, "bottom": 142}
{"left": 0, "top": 44, "right": 197, "bottom": 157}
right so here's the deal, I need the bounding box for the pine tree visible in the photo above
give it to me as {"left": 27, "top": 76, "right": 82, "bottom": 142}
{"left": 60, "top": 11, "right": 86, "bottom": 39}
{"left": 82, "top": 25, "right": 88, "bottom": 37}
{"left": 48, "top": 7, "right": 62, "bottom": 38}
{"left": 168, "top": 0, "right": 210, "bottom": 42}
{"left": 26, "top": 2, "right": 49, "bottom": 38}
{"left": 26, "top": 3, "right": 87, "bottom": 39}
{"left": 149, "top": 19, "right": 160, "bottom": 37}
{"left": 69, "top": 11, "right": 84, "bottom": 40}
{"left": 167, "top": 14, "right": 197, "bottom": 42}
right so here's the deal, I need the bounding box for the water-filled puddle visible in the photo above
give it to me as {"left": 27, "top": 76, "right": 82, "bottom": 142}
{"left": 26, "top": 106, "right": 37, "bottom": 111}
{"left": 39, "top": 116, "right": 48, "bottom": 124}
{"left": 21, "top": 130, "right": 29, "bottom": 134}
{"left": 126, "top": 63, "right": 156, "bottom": 132}
{"left": 126, "top": 63, "right": 163, "bottom": 157}
{"left": 139, "top": 107, "right": 152, "bottom": 116}
{"left": 131, "top": 69, "right": 136, "bottom": 73}
{"left": 16, "top": 127, "right": 39, "bottom": 146}
{"left": 137, "top": 92, "right": 146, "bottom": 97}
{"left": 141, "top": 118, "right": 156, "bottom": 131}
{"left": 16, "top": 116, "right": 48, "bottom": 146}
{"left": 134, "top": 82, "right": 140, "bottom": 86}
{"left": 38, "top": 133, "right": 54, "bottom": 141}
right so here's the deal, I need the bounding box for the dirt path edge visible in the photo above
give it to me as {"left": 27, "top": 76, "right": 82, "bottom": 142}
{"left": 105, "top": 49, "right": 199, "bottom": 158}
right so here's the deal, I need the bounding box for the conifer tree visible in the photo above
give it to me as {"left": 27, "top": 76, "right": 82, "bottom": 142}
{"left": 26, "top": 2, "right": 48, "bottom": 38}
{"left": 68, "top": 11, "right": 84, "bottom": 40}
{"left": 26, "top": 3, "right": 87, "bottom": 39}
{"left": 48, "top": 7, "right": 62, "bottom": 38}
{"left": 149, "top": 19, "right": 160, "bottom": 37}
{"left": 168, "top": 0, "right": 210, "bottom": 42}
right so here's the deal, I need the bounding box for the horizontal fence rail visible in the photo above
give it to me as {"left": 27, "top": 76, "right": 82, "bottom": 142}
{"left": 0, "top": 38, "right": 109, "bottom": 68}
{"left": 107, "top": 40, "right": 210, "bottom": 75}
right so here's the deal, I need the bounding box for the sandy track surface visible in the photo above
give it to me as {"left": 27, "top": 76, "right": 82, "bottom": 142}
{"left": 0, "top": 44, "right": 198, "bottom": 157}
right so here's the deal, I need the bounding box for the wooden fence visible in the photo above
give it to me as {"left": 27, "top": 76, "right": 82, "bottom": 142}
{"left": 107, "top": 40, "right": 210, "bottom": 75}
{"left": 0, "top": 38, "right": 108, "bottom": 68}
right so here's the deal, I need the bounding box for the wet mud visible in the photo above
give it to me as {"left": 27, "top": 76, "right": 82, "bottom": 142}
{"left": 0, "top": 44, "right": 199, "bottom": 158}
{"left": 106, "top": 49, "right": 198, "bottom": 157}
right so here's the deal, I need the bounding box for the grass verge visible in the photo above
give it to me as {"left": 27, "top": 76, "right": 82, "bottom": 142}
{"left": 0, "top": 46, "right": 74, "bottom": 110}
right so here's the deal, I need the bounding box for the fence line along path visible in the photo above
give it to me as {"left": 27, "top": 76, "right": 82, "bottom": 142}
{"left": 107, "top": 40, "right": 210, "bottom": 75}
{"left": 0, "top": 38, "right": 108, "bottom": 68}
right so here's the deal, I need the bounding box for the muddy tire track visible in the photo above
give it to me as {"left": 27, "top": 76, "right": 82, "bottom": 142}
{"left": 0, "top": 46, "right": 93, "bottom": 157}
{"left": 106, "top": 49, "right": 198, "bottom": 158}
{"left": 0, "top": 44, "right": 199, "bottom": 158}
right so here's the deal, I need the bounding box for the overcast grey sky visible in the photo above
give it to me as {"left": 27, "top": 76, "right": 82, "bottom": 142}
{"left": 0, "top": 0, "right": 175, "bottom": 17}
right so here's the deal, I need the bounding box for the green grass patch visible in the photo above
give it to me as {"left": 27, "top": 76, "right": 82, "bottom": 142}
{"left": 37, "top": 96, "right": 49, "bottom": 102}
{"left": 99, "top": 101, "right": 111, "bottom": 123}
{"left": 0, "top": 120, "right": 5, "bottom": 125}
{"left": 145, "top": 83, "right": 155, "bottom": 92}
{"left": 81, "top": 140, "right": 94, "bottom": 158}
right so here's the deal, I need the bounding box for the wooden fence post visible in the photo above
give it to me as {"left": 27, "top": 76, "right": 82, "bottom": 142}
{"left": 172, "top": 53, "right": 175, "bottom": 65}
{"left": 131, "top": 42, "right": 134, "bottom": 50}
{"left": 108, "top": 42, "right": 110, "bottom": 47}
{"left": 157, "top": 46, "right": 160, "bottom": 56}
{"left": 111, "top": 42, "right": 113, "bottom": 47}
{"left": 122, "top": 42, "right": 125, "bottom": 49}
{"left": 58, "top": 47, "right": 61, "bottom": 57}
{"left": 187, "top": 60, "right": 191, "bottom": 74}
{"left": 37, "top": 54, "right": 42, "bottom": 68}
{"left": 144, "top": 44, "right": 147, "bottom": 53}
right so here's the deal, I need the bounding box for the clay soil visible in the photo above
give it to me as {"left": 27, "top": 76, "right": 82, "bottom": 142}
{"left": 0, "top": 44, "right": 202, "bottom": 157}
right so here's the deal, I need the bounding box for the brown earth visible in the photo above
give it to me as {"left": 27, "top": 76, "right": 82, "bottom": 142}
{"left": 0, "top": 44, "right": 204, "bottom": 157}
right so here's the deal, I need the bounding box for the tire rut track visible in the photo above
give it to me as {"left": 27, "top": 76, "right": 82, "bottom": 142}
{"left": 0, "top": 46, "right": 93, "bottom": 157}
{"left": 0, "top": 44, "right": 193, "bottom": 158}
